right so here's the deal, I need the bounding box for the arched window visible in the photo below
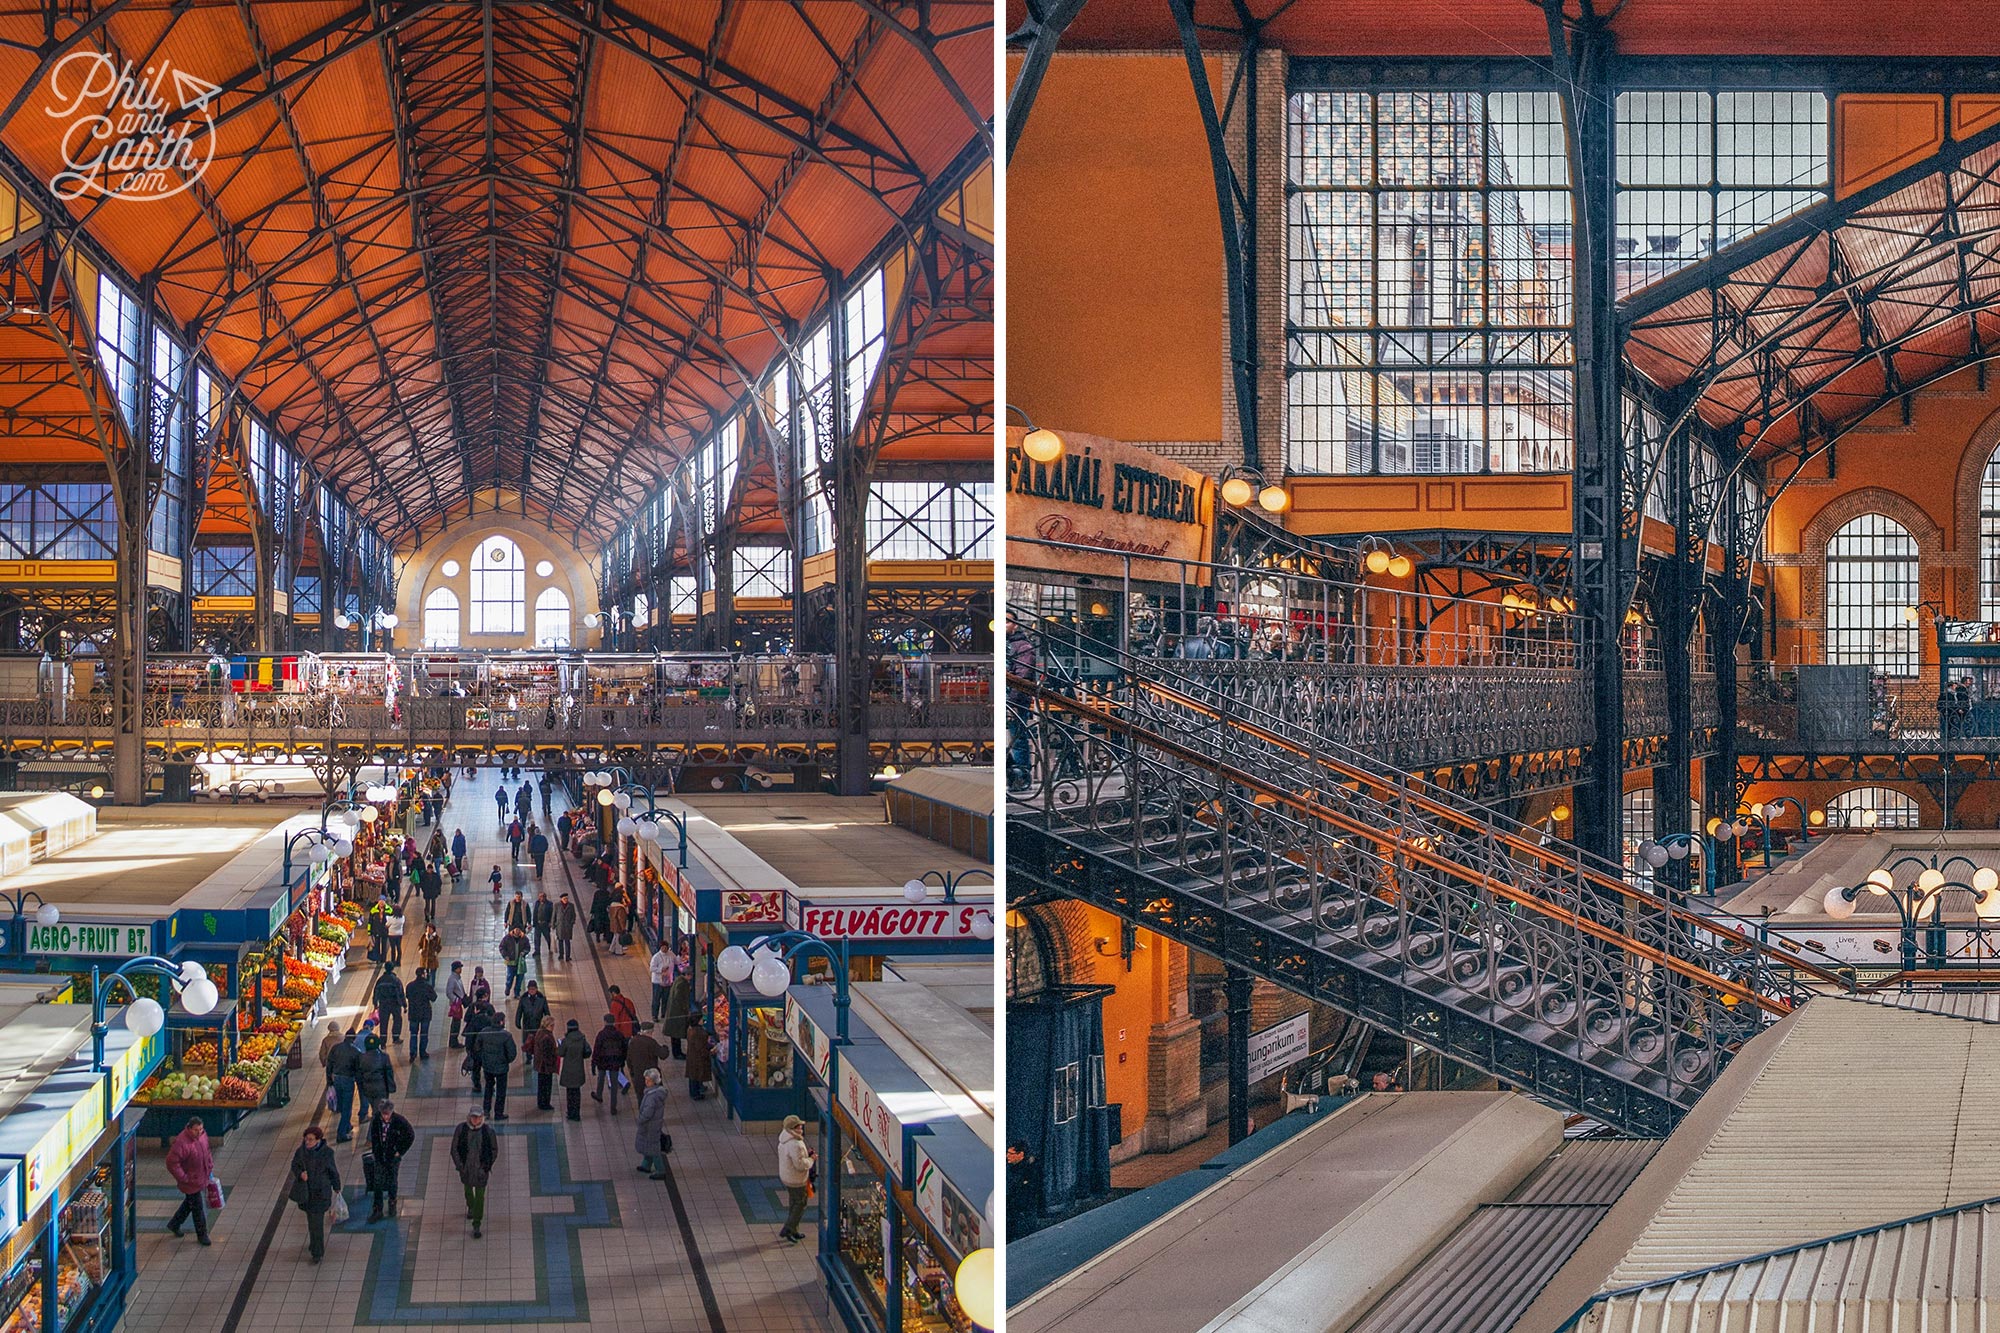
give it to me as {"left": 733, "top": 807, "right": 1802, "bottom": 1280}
{"left": 1825, "top": 513, "right": 1918, "bottom": 676}
{"left": 1827, "top": 786, "right": 1920, "bottom": 830}
{"left": 534, "top": 587, "right": 571, "bottom": 647}
{"left": 470, "top": 535, "right": 524, "bottom": 634}
{"left": 422, "top": 587, "right": 460, "bottom": 648}
{"left": 1981, "top": 448, "right": 2000, "bottom": 618}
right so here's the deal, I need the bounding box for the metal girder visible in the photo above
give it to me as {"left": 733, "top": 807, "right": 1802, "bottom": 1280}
{"left": 1005, "top": 0, "right": 1091, "bottom": 163}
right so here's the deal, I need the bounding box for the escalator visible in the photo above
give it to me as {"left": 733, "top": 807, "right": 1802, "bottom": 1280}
{"left": 1007, "top": 623, "right": 1849, "bottom": 1136}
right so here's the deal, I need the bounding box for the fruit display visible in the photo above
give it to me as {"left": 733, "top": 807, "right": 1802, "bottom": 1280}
{"left": 215, "top": 1076, "right": 261, "bottom": 1104}
{"left": 238, "top": 1033, "right": 285, "bottom": 1062}
{"left": 182, "top": 1040, "right": 219, "bottom": 1069}
{"left": 138, "top": 1071, "right": 218, "bottom": 1101}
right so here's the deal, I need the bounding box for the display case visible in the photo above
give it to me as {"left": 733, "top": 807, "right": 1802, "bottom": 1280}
{"left": 0, "top": 1230, "right": 96, "bottom": 1333}
{"left": 717, "top": 981, "right": 797, "bottom": 1122}
{"left": 836, "top": 1171, "right": 890, "bottom": 1323}
{"left": 897, "top": 1235, "right": 972, "bottom": 1333}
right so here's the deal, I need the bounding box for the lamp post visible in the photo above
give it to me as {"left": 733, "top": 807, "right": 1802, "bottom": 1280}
{"left": 1636, "top": 826, "right": 1737, "bottom": 896}
{"left": 282, "top": 821, "right": 358, "bottom": 889}
{"left": 619, "top": 807, "right": 687, "bottom": 868}
{"left": 1753, "top": 796, "right": 1816, "bottom": 857}
{"left": 0, "top": 887, "right": 59, "bottom": 953}
{"left": 90, "top": 956, "right": 218, "bottom": 1071}
{"left": 1824, "top": 860, "right": 2000, "bottom": 973}
{"left": 901, "top": 871, "right": 998, "bottom": 941}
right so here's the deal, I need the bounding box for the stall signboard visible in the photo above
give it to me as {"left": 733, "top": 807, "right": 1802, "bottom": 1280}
{"left": 913, "top": 1140, "right": 988, "bottom": 1259}
{"left": 27, "top": 921, "right": 151, "bottom": 959}
{"left": 1246, "top": 1012, "right": 1311, "bottom": 1085}
{"left": 1005, "top": 427, "right": 1214, "bottom": 583}
{"left": 784, "top": 994, "right": 832, "bottom": 1083}
{"left": 794, "top": 902, "right": 991, "bottom": 943}
{"left": 0, "top": 1162, "right": 18, "bottom": 1244}
{"left": 720, "top": 890, "right": 786, "bottom": 926}
{"left": 837, "top": 1060, "right": 904, "bottom": 1175}
{"left": 110, "top": 1030, "right": 165, "bottom": 1110}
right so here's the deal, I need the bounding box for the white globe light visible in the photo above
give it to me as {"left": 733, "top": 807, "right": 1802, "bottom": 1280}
{"left": 1731, "top": 821, "right": 1749, "bottom": 837}
{"left": 181, "top": 977, "right": 219, "bottom": 1016}
{"left": 904, "top": 879, "right": 929, "bottom": 904}
{"left": 1750, "top": 803, "right": 1765, "bottom": 818}
{"left": 1863, "top": 809, "right": 1880, "bottom": 828}
{"left": 970, "top": 910, "right": 995, "bottom": 941}
{"left": 308, "top": 844, "right": 329, "bottom": 865}
{"left": 360, "top": 807, "right": 378, "bottom": 824}
{"left": 125, "top": 997, "right": 165, "bottom": 1038}
{"left": 751, "top": 954, "right": 791, "bottom": 997}
{"left": 1866, "top": 869, "right": 1895, "bottom": 891}
{"left": 637, "top": 822, "right": 661, "bottom": 844}
{"left": 617, "top": 817, "right": 637, "bottom": 838}
{"left": 34, "top": 903, "right": 58, "bottom": 928}
{"left": 1643, "top": 844, "right": 1670, "bottom": 869}
{"left": 1668, "top": 843, "right": 1691, "bottom": 861}
{"left": 332, "top": 839, "right": 354, "bottom": 860}
{"left": 1823, "top": 886, "right": 1858, "bottom": 920}
{"left": 1976, "top": 867, "right": 2000, "bottom": 895}
{"left": 378, "top": 613, "right": 398, "bottom": 629}
{"left": 179, "top": 960, "right": 206, "bottom": 984}
{"left": 1712, "top": 823, "right": 1735, "bottom": 843}
{"left": 1918, "top": 867, "right": 1946, "bottom": 892}
{"left": 613, "top": 792, "right": 632, "bottom": 811}
{"left": 955, "top": 1248, "right": 997, "bottom": 1329}
{"left": 717, "top": 945, "right": 753, "bottom": 984}
{"left": 710, "top": 777, "right": 725, "bottom": 790}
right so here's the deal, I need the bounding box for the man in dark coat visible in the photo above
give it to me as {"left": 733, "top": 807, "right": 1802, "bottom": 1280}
{"left": 554, "top": 894, "right": 577, "bottom": 961}
{"left": 404, "top": 967, "right": 437, "bottom": 1061}
{"left": 289, "top": 1126, "right": 340, "bottom": 1262}
{"left": 450, "top": 1108, "right": 498, "bottom": 1238}
{"left": 557, "top": 1019, "right": 590, "bottom": 1120}
{"left": 373, "top": 965, "right": 406, "bottom": 1044}
{"left": 420, "top": 862, "right": 443, "bottom": 922}
{"left": 531, "top": 890, "right": 554, "bottom": 957}
{"left": 355, "top": 1034, "right": 397, "bottom": 1124}
{"left": 591, "top": 1013, "right": 629, "bottom": 1114}
{"left": 513, "top": 981, "right": 550, "bottom": 1091}
{"left": 470, "top": 1018, "right": 517, "bottom": 1121}
{"left": 365, "top": 1098, "right": 415, "bottom": 1221}
{"left": 326, "top": 1026, "right": 362, "bottom": 1142}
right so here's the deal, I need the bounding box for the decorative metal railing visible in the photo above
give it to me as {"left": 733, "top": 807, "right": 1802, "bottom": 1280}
{"left": 1007, "top": 624, "right": 1845, "bottom": 1134}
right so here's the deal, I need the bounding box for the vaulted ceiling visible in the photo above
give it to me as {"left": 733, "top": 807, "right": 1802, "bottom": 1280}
{"left": 0, "top": 0, "right": 992, "bottom": 546}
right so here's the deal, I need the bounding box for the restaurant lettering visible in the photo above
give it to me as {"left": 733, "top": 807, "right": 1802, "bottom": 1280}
{"left": 796, "top": 903, "right": 989, "bottom": 941}
{"left": 1007, "top": 444, "right": 1201, "bottom": 527}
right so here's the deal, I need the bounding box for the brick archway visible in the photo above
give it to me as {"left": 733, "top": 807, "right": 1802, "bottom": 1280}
{"left": 1953, "top": 404, "right": 2000, "bottom": 612}
{"left": 1796, "top": 488, "right": 1948, "bottom": 637}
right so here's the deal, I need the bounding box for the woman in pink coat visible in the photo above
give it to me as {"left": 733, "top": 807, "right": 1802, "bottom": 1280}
{"left": 164, "top": 1118, "right": 215, "bottom": 1244}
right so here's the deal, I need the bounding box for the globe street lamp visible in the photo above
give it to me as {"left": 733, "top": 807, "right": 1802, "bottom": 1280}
{"left": 91, "top": 956, "right": 218, "bottom": 1071}
{"left": 617, "top": 807, "right": 688, "bottom": 869}
{"left": 1824, "top": 860, "right": 2000, "bottom": 972}
{"left": 901, "top": 870, "right": 997, "bottom": 939}
{"left": 0, "top": 887, "right": 60, "bottom": 949}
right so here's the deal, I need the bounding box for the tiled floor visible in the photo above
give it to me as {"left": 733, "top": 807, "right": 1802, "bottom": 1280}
{"left": 121, "top": 772, "right": 829, "bottom": 1332}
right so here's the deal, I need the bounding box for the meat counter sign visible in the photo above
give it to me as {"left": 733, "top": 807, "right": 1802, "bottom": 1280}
{"left": 795, "top": 903, "right": 989, "bottom": 942}
{"left": 29, "top": 922, "right": 150, "bottom": 958}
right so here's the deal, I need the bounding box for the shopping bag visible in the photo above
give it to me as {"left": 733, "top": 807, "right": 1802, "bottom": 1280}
{"left": 205, "top": 1177, "right": 224, "bottom": 1210}
{"left": 361, "top": 1152, "right": 380, "bottom": 1192}
{"left": 330, "top": 1192, "right": 349, "bottom": 1223}
{"left": 658, "top": 1133, "right": 673, "bottom": 1156}
{"left": 616, "top": 1071, "right": 631, "bottom": 1091}
{"left": 325, "top": 1086, "right": 338, "bottom": 1111}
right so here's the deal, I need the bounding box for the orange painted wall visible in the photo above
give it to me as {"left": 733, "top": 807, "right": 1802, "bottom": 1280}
{"left": 1007, "top": 52, "right": 1225, "bottom": 443}
{"left": 1764, "top": 365, "right": 1998, "bottom": 671}
{"left": 1057, "top": 903, "right": 1181, "bottom": 1129}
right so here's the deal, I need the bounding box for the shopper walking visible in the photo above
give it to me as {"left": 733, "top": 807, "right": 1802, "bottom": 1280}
{"left": 685, "top": 1021, "right": 713, "bottom": 1100}
{"left": 405, "top": 967, "right": 437, "bottom": 1061}
{"left": 317, "top": 1020, "right": 344, "bottom": 1080}
{"left": 591, "top": 1013, "right": 628, "bottom": 1114}
{"left": 451, "top": 828, "right": 467, "bottom": 878}
{"left": 500, "top": 925, "right": 530, "bottom": 997}
{"left": 445, "top": 961, "right": 468, "bottom": 1049}
{"left": 607, "top": 895, "right": 631, "bottom": 955}
{"left": 373, "top": 965, "right": 406, "bottom": 1044}
{"left": 557, "top": 1019, "right": 590, "bottom": 1120}
{"left": 356, "top": 1033, "right": 397, "bottom": 1124}
{"left": 607, "top": 985, "right": 638, "bottom": 1038}
{"left": 470, "top": 1014, "right": 517, "bottom": 1120}
{"left": 386, "top": 907, "right": 406, "bottom": 966}
{"left": 365, "top": 1099, "right": 414, "bottom": 1222}
{"left": 417, "top": 922, "right": 443, "bottom": 975}
{"left": 420, "top": 862, "right": 443, "bottom": 922}
{"left": 508, "top": 817, "right": 525, "bottom": 865}
{"left": 634, "top": 1069, "right": 669, "bottom": 1179}
{"left": 588, "top": 884, "right": 613, "bottom": 946}
{"left": 554, "top": 893, "right": 577, "bottom": 961}
{"left": 514, "top": 980, "right": 550, "bottom": 1063}
{"left": 326, "top": 1026, "right": 361, "bottom": 1142}
{"left": 626, "top": 1021, "right": 662, "bottom": 1094}
{"left": 504, "top": 890, "right": 530, "bottom": 934}
{"left": 650, "top": 941, "right": 674, "bottom": 1024}
{"left": 494, "top": 785, "right": 509, "bottom": 827}
{"left": 777, "top": 1114, "right": 815, "bottom": 1243}
{"left": 529, "top": 824, "right": 549, "bottom": 879}
{"left": 164, "top": 1118, "right": 215, "bottom": 1244}
{"left": 450, "top": 1107, "right": 498, "bottom": 1239}
{"left": 663, "top": 971, "right": 691, "bottom": 1059}
{"left": 530, "top": 1015, "right": 559, "bottom": 1110}
{"left": 289, "top": 1126, "right": 340, "bottom": 1264}
{"left": 531, "top": 890, "right": 553, "bottom": 959}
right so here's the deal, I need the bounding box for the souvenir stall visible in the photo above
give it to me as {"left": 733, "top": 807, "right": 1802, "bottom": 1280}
{"left": 785, "top": 989, "right": 992, "bottom": 1333}
{"left": 0, "top": 992, "right": 163, "bottom": 1333}
{"left": 697, "top": 887, "right": 994, "bottom": 1128}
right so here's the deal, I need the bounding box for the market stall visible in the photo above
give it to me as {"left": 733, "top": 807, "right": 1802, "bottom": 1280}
{"left": 785, "top": 993, "right": 989, "bottom": 1333}
{"left": 0, "top": 993, "right": 163, "bottom": 1333}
